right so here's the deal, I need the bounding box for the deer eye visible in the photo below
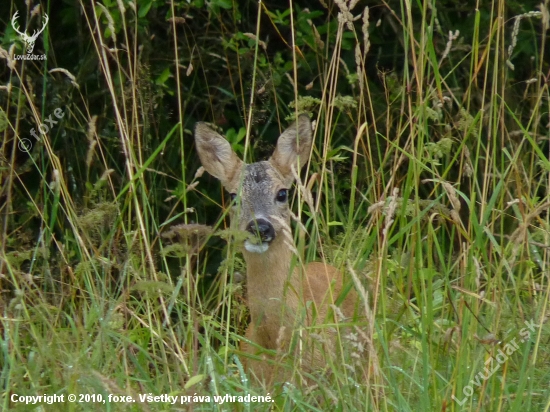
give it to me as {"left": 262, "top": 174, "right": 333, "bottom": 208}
{"left": 229, "top": 193, "right": 237, "bottom": 202}
{"left": 275, "top": 189, "right": 288, "bottom": 203}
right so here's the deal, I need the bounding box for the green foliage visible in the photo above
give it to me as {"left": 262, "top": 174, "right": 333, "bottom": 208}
{"left": 1, "top": 0, "right": 550, "bottom": 410}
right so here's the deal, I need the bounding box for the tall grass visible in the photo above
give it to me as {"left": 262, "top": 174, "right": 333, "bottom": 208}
{"left": 1, "top": 0, "right": 549, "bottom": 410}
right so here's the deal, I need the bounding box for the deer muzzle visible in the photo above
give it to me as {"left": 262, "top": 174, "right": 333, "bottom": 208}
{"left": 244, "top": 218, "right": 275, "bottom": 253}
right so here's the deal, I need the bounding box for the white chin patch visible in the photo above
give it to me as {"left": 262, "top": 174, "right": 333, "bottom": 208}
{"left": 244, "top": 240, "right": 269, "bottom": 253}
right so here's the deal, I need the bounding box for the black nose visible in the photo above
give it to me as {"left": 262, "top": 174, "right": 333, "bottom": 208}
{"left": 246, "top": 218, "right": 275, "bottom": 242}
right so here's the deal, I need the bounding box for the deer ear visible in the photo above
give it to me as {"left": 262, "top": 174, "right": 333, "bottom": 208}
{"left": 270, "top": 115, "right": 313, "bottom": 184}
{"left": 194, "top": 123, "right": 243, "bottom": 189}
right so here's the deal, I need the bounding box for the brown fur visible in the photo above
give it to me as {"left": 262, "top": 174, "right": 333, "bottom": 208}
{"left": 195, "top": 116, "right": 360, "bottom": 384}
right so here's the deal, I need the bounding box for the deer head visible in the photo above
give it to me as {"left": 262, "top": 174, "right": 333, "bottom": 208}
{"left": 11, "top": 11, "right": 49, "bottom": 54}
{"left": 194, "top": 115, "right": 313, "bottom": 254}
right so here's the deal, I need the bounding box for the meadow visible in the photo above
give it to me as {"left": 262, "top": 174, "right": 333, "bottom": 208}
{"left": 1, "top": 0, "right": 549, "bottom": 410}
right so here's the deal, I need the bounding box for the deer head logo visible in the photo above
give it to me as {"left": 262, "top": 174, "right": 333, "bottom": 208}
{"left": 11, "top": 11, "right": 49, "bottom": 54}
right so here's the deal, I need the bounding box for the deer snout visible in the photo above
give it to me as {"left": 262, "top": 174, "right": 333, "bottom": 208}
{"left": 246, "top": 218, "right": 275, "bottom": 243}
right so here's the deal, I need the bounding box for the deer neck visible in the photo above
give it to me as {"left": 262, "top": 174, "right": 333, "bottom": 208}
{"left": 243, "top": 238, "right": 301, "bottom": 344}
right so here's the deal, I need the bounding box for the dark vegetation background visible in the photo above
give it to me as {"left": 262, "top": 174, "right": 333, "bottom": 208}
{"left": 1, "top": 1, "right": 547, "bottom": 222}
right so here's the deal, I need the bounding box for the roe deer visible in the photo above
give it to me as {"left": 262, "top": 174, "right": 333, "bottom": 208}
{"left": 194, "top": 115, "right": 360, "bottom": 383}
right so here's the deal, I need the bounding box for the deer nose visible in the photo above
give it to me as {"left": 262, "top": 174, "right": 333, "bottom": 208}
{"left": 246, "top": 218, "right": 275, "bottom": 242}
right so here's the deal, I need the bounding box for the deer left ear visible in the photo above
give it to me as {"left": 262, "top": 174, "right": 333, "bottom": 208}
{"left": 270, "top": 115, "right": 313, "bottom": 184}
{"left": 194, "top": 122, "right": 244, "bottom": 190}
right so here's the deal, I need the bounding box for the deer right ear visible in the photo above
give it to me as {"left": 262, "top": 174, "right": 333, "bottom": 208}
{"left": 194, "top": 123, "right": 243, "bottom": 189}
{"left": 270, "top": 114, "right": 313, "bottom": 185}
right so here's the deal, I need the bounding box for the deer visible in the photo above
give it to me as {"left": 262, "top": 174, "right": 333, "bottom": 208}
{"left": 194, "top": 115, "right": 361, "bottom": 383}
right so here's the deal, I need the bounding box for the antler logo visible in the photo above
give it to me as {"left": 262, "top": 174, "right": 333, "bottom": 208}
{"left": 11, "top": 11, "right": 49, "bottom": 54}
